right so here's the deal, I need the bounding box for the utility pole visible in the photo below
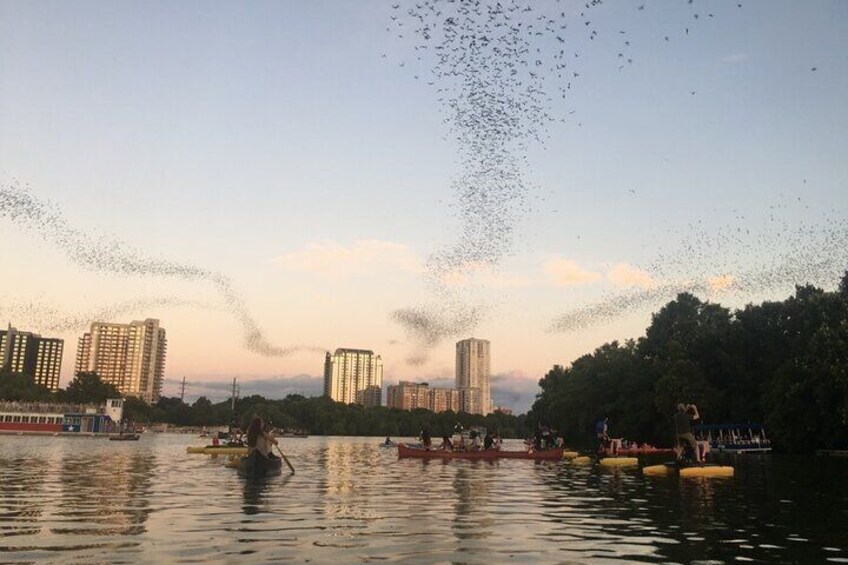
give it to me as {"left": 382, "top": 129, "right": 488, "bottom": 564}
{"left": 179, "top": 377, "right": 186, "bottom": 402}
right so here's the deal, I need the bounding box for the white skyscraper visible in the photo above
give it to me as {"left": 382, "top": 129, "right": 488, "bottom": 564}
{"left": 455, "top": 338, "right": 492, "bottom": 415}
{"left": 323, "top": 348, "right": 383, "bottom": 406}
{"left": 75, "top": 318, "right": 167, "bottom": 403}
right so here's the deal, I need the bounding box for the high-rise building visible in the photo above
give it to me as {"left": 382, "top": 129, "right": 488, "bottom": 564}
{"left": 0, "top": 325, "right": 64, "bottom": 391}
{"left": 386, "top": 381, "right": 430, "bottom": 410}
{"left": 323, "top": 348, "right": 383, "bottom": 406}
{"left": 75, "top": 318, "right": 167, "bottom": 403}
{"left": 386, "top": 381, "right": 460, "bottom": 413}
{"left": 429, "top": 387, "right": 460, "bottom": 413}
{"left": 455, "top": 338, "right": 492, "bottom": 415}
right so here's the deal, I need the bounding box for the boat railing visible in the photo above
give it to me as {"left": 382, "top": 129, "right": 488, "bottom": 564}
{"left": 0, "top": 401, "right": 104, "bottom": 415}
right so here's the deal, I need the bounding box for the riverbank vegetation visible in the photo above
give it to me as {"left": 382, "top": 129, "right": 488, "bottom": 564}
{"left": 529, "top": 273, "right": 848, "bottom": 453}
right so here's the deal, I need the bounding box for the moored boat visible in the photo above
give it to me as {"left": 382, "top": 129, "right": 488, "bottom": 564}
{"left": 237, "top": 450, "right": 283, "bottom": 478}
{"left": 694, "top": 423, "right": 772, "bottom": 453}
{"left": 602, "top": 440, "right": 676, "bottom": 457}
{"left": 397, "top": 443, "right": 563, "bottom": 460}
{"left": 0, "top": 399, "right": 124, "bottom": 436}
{"left": 109, "top": 433, "right": 140, "bottom": 441}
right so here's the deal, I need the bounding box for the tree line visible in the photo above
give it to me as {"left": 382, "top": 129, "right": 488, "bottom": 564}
{"left": 528, "top": 273, "right": 848, "bottom": 453}
{"left": 0, "top": 368, "right": 527, "bottom": 438}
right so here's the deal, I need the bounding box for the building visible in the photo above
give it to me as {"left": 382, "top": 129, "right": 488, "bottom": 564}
{"left": 355, "top": 385, "right": 383, "bottom": 408}
{"left": 455, "top": 338, "right": 492, "bottom": 415}
{"left": 493, "top": 406, "right": 513, "bottom": 416}
{"left": 0, "top": 325, "right": 64, "bottom": 391}
{"left": 323, "top": 348, "right": 383, "bottom": 406}
{"left": 75, "top": 318, "right": 167, "bottom": 403}
{"left": 385, "top": 381, "right": 460, "bottom": 413}
{"left": 386, "top": 381, "right": 430, "bottom": 411}
{"left": 429, "top": 387, "right": 460, "bottom": 413}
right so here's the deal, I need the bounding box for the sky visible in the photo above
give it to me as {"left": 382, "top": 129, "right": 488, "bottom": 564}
{"left": 1, "top": 1, "right": 846, "bottom": 414}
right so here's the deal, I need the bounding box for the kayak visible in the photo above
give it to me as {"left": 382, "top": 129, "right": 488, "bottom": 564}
{"left": 643, "top": 461, "right": 734, "bottom": 478}
{"left": 186, "top": 445, "right": 249, "bottom": 455}
{"left": 237, "top": 451, "right": 283, "bottom": 478}
{"left": 600, "top": 457, "right": 639, "bottom": 467}
{"left": 397, "top": 443, "right": 563, "bottom": 460}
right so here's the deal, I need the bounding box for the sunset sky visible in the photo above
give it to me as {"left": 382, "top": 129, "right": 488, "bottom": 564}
{"left": 1, "top": 1, "right": 846, "bottom": 413}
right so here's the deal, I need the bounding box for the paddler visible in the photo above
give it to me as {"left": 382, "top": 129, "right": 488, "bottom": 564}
{"left": 247, "top": 416, "right": 279, "bottom": 461}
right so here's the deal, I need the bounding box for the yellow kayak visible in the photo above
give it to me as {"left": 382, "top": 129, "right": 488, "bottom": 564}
{"left": 600, "top": 457, "right": 639, "bottom": 467}
{"left": 186, "top": 445, "right": 249, "bottom": 455}
{"left": 644, "top": 462, "right": 734, "bottom": 478}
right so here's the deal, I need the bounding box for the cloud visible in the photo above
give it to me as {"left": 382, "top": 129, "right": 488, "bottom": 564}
{"left": 433, "top": 261, "right": 535, "bottom": 288}
{"left": 273, "top": 239, "right": 422, "bottom": 277}
{"left": 708, "top": 274, "right": 736, "bottom": 292}
{"left": 607, "top": 263, "right": 657, "bottom": 289}
{"left": 543, "top": 257, "right": 603, "bottom": 286}
{"left": 490, "top": 370, "right": 540, "bottom": 415}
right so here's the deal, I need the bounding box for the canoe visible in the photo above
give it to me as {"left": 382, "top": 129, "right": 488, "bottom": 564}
{"left": 397, "top": 443, "right": 563, "bottom": 460}
{"left": 237, "top": 450, "right": 283, "bottom": 478}
{"left": 643, "top": 461, "right": 734, "bottom": 478}
{"left": 186, "top": 445, "right": 249, "bottom": 455}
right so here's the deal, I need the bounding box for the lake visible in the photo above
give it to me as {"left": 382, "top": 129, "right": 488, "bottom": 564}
{"left": 0, "top": 434, "right": 845, "bottom": 564}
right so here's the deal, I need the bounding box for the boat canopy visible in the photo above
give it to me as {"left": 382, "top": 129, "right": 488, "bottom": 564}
{"left": 694, "top": 423, "right": 766, "bottom": 432}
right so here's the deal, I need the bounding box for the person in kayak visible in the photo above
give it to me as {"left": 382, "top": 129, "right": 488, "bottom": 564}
{"left": 440, "top": 435, "right": 453, "bottom": 451}
{"left": 247, "top": 416, "right": 279, "bottom": 460}
{"left": 675, "top": 404, "right": 701, "bottom": 463}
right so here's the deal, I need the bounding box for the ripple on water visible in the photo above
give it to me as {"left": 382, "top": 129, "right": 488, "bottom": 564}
{"left": 1, "top": 436, "right": 847, "bottom": 563}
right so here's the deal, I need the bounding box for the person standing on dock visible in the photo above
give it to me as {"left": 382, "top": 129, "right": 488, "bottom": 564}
{"left": 675, "top": 404, "right": 702, "bottom": 463}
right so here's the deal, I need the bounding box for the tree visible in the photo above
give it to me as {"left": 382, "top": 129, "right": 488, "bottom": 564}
{"left": 0, "top": 368, "right": 53, "bottom": 402}
{"left": 63, "top": 372, "right": 121, "bottom": 404}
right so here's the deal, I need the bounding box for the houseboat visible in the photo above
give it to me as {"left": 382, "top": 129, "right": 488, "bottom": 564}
{"left": 0, "top": 398, "right": 125, "bottom": 436}
{"left": 694, "top": 423, "right": 772, "bottom": 453}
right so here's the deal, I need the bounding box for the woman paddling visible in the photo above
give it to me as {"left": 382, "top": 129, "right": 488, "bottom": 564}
{"left": 247, "top": 416, "right": 279, "bottom": 460}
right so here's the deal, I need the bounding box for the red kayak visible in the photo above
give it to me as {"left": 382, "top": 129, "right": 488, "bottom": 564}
{"left": 398, "top": 443, "right": 563, "bottom": 461}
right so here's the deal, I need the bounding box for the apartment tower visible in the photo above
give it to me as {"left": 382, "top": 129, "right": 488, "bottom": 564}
{"left": 0, "top": 325, "right": 64, "bottom": 391}
{"left": 323, "top": 348, "right": 383, "bottom": 406}
{"left": 75, "top": 318, "right": 167, "bottom": 403}
{"left": 455, "top": 338, "right": 492, "bottom": 415}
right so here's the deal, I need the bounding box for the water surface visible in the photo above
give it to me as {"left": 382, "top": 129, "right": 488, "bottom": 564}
{"left": 0, "top": 434, "right": 845, "bottom": 563}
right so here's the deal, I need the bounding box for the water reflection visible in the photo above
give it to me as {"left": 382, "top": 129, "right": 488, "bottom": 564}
{"left": 451, "top": 463, "right": 494, "bottom": 541}
{"left": 0, "top": 455, "right": 47, "bottom": 539}
{"left": 57, "top": 447, "right": 155, "bottom": 537}
{"left": 241, "top": 475, "right": 291, "bottom": 515}
{"left": 0, "top": 436, "right": 846, "bottom": 563}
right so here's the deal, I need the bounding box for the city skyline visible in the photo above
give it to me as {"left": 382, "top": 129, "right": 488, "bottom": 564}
{"left": 1, "top": 2, "right": 846, "bottom": 414}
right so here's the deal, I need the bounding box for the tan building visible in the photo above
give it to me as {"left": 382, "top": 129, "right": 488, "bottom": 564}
{"left": 323, "top": 348, "right": 383, "bottom": 406}
{"left": 456, "top": 338, "right": 492, "bottom": 415}
{"left": 75, "top": 318, "right": 167, "bottom": 403}
{"left": 0, "top": 325, "right": 64, "bottom": 391}
{"left": 386, "top": 381, "right": 430, "bottom": 410}
{"left": 429, "top": 387, "right": 460, "bottom": 413}
{"left": 386, "top": 381, "right": 460, "bottom": 413}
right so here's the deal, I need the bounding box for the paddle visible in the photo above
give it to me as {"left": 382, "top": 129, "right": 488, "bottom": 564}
{"left": 275, "top": 444, "right": 295, "bottom": 474}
